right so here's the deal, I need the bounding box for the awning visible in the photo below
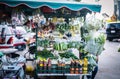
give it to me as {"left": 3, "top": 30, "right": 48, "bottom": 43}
{"left": 0, "top": 0, "right": 101, "bottom": 12}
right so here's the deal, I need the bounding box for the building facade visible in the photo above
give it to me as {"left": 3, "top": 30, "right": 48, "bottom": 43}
{"left": 114, "top": 0, "right": 120, "bottom": 20}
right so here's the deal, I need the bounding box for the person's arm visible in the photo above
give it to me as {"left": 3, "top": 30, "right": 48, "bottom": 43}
{"left": 96, "top": 55, "right": 99, "bottom": 63}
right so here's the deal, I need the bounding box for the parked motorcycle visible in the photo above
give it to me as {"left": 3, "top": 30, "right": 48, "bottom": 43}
{"left": 1, "top": 48, "right": 26, "bottom": 79}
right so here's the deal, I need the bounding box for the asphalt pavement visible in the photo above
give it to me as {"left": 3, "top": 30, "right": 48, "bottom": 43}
{"left": 95, "top": 40, "right": 120, "bottom": 79}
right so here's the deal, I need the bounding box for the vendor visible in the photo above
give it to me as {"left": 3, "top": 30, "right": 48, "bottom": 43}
{"left": 84, "top": 36, "right": 105, "bottom": 79}
{"left": 87, "top": 56, "right": 98, "bottom": 79}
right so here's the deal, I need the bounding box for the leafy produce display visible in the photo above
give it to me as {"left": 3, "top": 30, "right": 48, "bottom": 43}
{"left": 37, "top": 49, "right": 55, "bottom": 59}
{"left": 56, "top": 23, "right": 71, "bottom": 34}
{"left": 54, "top": 42, "right": 68, "bottom": 51}
{"left": 68, "top": 41, "right": 83, "bottom": 49}
{"left": 35, "top": 19, "right": 106, "bottom": 75}
{"left": 59, "top": 51, "right": 79, "bottom": 59}
{"left": 37, "top": 39, "right": 50, "bottom": 47}
{"left": 94, "top": 33, "right": 106, "bottom": 55}
{"left": 95, "top": 33, "right": 106, "bottom": 45}
{"left": 84, "top": 33, "right": 106, "bottom": 55}
{"left": 87, "top": 55, "right": 97, "bottom": 66}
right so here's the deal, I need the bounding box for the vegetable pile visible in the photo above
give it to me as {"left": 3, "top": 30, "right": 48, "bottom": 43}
{"left": 37, "top": 49, "right": 55, "bottom": 59}
{"left": 59, "top": 51, "right": 79, "bottom": 59}
{"left": 84, "top": 33, "right": 106, "bottom": 55}
{"left": 37, "top": 39, "right": 50, "bottom": 47}
{"left": 54, "top": 42, "right": 68, "bottom": 51}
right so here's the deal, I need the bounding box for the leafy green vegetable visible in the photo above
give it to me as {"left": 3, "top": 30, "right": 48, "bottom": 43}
{"left": 37, "top": 39, "right": 50, "bottom": 47}
{"left": 54, "top": 42, "right": 68, "bottom": 51}
{"left": 95, "top": 33, "right": 106, "bottom": 45}
{"left": 86, "top": 54, "right": 98, "bottom": 71}
{"left": 84, "top": 33, "right": 106, "bottom": 55}
{"left": 37, "top": 49, "right": 55, "bottom": 59}
{"left": 56, "top": 23, "right": 71, "bottom": 34}
{"left": 68, "top": 41, "right": 83, "bottom": 49}
{"left": 59, "top": 51, "right": 79, "bottom": 59}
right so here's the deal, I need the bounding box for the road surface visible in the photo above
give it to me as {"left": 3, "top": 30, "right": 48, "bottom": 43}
{"left": 95, "top": 40, "right": 120, "bottom": 79}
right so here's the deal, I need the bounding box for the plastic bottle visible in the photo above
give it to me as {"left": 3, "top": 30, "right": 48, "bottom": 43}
{"left": 70, "top": 60, "right": 75, "bottom": 74}
{"left": 47, "top": 58, "right": 51, "bottom": 73}
{"left": 75, "top": 61, "right": 79, "bottom": 74}
{"left": 43, "top": 60, "right": 47, "bottom": 73}
{"left": 39, "top": 60, "right": 44, "bottom": 73}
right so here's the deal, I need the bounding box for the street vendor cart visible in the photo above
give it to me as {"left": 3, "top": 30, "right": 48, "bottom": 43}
{"left": 0, "top": 0, "right": 101, "bottom": 79}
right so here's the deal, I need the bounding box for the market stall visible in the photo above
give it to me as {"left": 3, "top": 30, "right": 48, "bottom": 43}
{"left": 0, "top": 0, "right": 102, "bottom": 79}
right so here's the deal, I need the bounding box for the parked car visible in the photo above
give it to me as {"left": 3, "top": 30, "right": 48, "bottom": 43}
{"left": 106, "top": 22, "right": 120, "bottom": 41}
{"left": 0, "top": 25, "right": 26, "bottom": 51}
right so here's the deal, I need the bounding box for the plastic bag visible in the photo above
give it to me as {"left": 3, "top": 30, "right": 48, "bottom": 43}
{"left": 84, "top": 39, "right": 98, "bottom": 55}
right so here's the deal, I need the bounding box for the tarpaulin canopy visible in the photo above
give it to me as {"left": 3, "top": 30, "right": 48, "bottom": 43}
{"left": 0, "top": 0, "right": 101, "bottom": 12}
